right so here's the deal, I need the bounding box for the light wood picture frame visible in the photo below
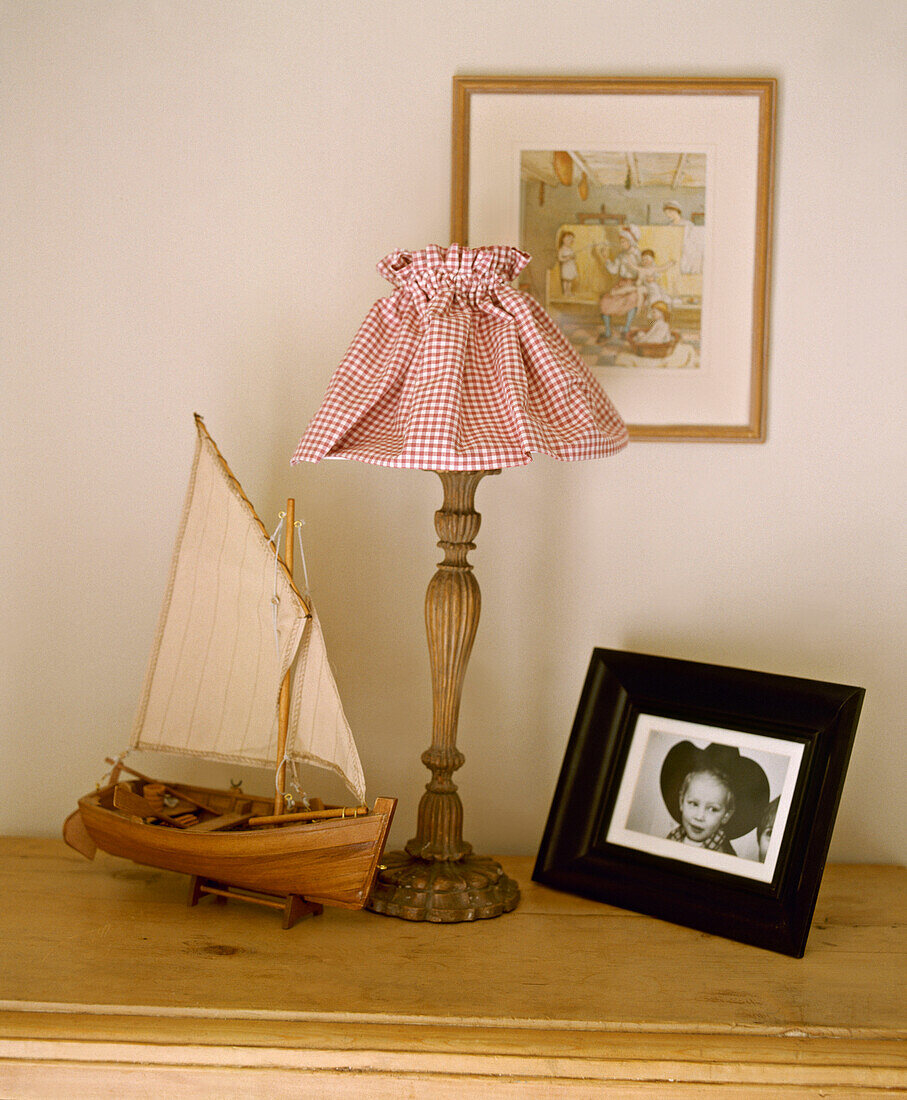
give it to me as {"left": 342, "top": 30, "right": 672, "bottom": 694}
{"left": 452, "top": 77, "right": 776, "bottom": 442}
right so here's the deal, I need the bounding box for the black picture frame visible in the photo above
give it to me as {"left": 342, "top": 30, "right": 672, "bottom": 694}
{"left": 533, "top": 649, "right": 864, "bottom": 956}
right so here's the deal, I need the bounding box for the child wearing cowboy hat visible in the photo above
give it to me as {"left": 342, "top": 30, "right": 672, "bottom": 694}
{"left": 661, "top": 741, "right": 770, "bottom": 857}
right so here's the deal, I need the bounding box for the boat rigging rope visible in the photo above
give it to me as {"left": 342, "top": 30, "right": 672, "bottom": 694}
{"left": 269, "top": 512, "right": 286, "bottom": 655}
{"left": 268, "top": 512, "right": 311, "bottom": 810}
{"left": 294, "top": 518, "right": 310, "bottom": 592}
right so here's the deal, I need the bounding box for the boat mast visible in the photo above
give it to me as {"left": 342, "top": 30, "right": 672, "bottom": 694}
{"left": 273, "top": 497, "right": 295, "bottom": 815}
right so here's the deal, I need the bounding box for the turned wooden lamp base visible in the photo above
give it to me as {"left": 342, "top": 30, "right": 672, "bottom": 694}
{"left": 367, "top": 469, "right": 520, "bottom": 923}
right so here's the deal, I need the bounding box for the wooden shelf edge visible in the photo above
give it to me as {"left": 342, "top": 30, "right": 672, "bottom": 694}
{"left": 1, "top": 1032, "right": 905, "bottom": 1093}
{"left": 2, "top": 1002, "right": 906, "bottom": 1043}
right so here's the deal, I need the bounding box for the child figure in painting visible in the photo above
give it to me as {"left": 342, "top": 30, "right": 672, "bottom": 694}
{"left": 557, "top": 231, "right": 578, "bottom": 296}
{"left": 660, "top": 741, "right": 770, "bottom": 858}
{"left": 638, "top": 249, "right": 672, "bottom": 311}
{"left": 632, "top": 301, "right": 673, "bottom": 346}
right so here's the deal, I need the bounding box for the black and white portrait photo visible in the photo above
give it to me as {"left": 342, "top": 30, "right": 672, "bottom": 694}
{"left": 605, "top": 715, "right": 805, "bottom": 882}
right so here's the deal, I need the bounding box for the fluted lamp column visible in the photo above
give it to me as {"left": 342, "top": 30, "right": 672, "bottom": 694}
{"left": 291, "top": 245, "right": 628, "bottom": 922}
{"left": 368, "top": 469, "right": 519, "bottom": 920}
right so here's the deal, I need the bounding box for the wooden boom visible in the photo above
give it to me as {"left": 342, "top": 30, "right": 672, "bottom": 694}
{"left": 249, "top": 806, "right": 369, "bottom": 827}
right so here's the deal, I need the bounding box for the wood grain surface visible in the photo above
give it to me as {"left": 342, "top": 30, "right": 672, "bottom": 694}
{"left": 0, "top": 839, "right": 903, "bottom": 1095}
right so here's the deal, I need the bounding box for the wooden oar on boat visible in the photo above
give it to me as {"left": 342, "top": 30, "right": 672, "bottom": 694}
{"left": 248, "top": 805, "right": 369, "bottom": 827}
{"left": 105, "top": 758, "right": 215, "bottom": 813}
{"left": 112, "top": 785, "right": 195, "bottom": 828}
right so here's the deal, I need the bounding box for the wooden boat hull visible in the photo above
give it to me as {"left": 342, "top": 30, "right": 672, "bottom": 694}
{"left": 70, "top": 781, "right": 396, "bottom": 910}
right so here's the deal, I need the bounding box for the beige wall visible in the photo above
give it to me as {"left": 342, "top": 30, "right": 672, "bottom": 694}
{"left": 2, "top": 1, "right": 904, "bottom": 864}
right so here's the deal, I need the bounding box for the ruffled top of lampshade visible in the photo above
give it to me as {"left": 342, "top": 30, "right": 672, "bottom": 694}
{"left": 291, "top": 244, "right": 628, "bottom": 471}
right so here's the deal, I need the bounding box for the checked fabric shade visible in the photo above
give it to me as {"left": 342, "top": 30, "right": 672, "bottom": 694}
{"left": 291, "top": 244, "right": 628, "bottom": 471}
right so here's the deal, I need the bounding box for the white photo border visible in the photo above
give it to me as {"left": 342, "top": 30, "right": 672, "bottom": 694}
{"left": 606, "top": 714, "right": 805, "bottom": 883}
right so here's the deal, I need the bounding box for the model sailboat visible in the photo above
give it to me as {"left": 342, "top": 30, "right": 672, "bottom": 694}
{"left": 64, "top": 415, "right": 395, "bottom": 924}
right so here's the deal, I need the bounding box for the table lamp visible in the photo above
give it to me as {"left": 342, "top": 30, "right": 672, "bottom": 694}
{"left": 292, "top": 244, "right": 628, "bottom": 922}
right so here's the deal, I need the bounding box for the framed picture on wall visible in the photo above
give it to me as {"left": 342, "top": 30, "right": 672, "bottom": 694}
{"left": 533, "top": 649, "right": 864, "bottom": 956}
{"left": 451, "top": 77, "right": 776, "bottom": 441}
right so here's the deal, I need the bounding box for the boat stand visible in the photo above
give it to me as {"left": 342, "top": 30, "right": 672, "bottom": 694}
{"left": 187, "top": 876, "right": 324, "bottom": 929}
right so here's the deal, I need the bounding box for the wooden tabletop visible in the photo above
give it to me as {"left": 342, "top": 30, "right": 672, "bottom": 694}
{"left": 1, "top": 838, "right": 904, "bottom": 1096}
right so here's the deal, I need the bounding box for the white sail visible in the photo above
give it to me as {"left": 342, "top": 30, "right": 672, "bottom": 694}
{"left": 288, "top": 609, "right": 366, "bottom": 804}
{"left": 130, "top": 416, "right": 365, "bottom": 802}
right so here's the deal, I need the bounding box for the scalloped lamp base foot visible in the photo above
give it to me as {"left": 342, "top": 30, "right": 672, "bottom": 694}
{"left": 367, "top": 850, "right": 520, "bottom": 922}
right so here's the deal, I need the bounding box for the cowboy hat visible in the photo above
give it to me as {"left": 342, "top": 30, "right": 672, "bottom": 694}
{"left": 660, "top": 740, "right": 770, "bottom": 840}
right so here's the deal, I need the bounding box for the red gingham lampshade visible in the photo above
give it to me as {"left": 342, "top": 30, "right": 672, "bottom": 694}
{"left": 291, "top": 244, "right": 628, "bottom": 471}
